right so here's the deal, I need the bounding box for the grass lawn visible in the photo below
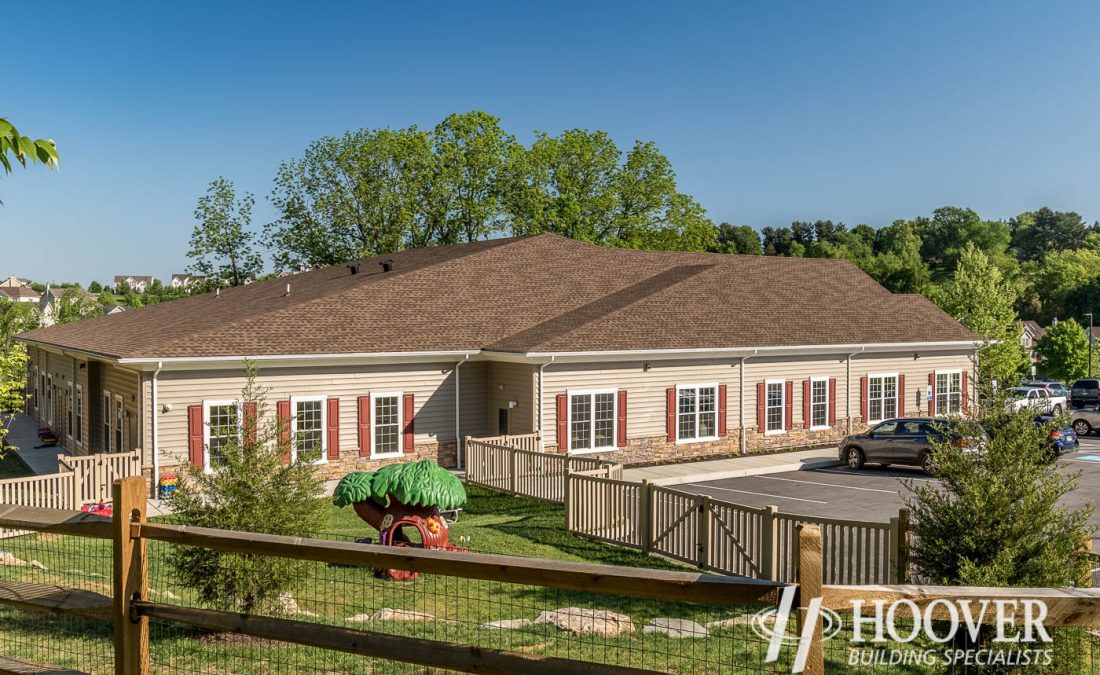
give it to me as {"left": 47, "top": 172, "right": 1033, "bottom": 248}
{"left": 5, "top": 483, "right": 1083, "bottom": 673}
{"left": 0, "top": 450, "right": 33, "bottom": 480}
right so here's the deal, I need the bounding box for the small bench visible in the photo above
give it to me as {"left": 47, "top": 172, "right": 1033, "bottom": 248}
{"left": 440, "top": 508, "right": 463, "bottom": 524}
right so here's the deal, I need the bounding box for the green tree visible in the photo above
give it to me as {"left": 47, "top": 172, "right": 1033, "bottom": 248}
{"left": 87, "top": 281, "right": 102, "bottom": 294}
{"left": 0, "top": 300, "right": 38, "bottom": 348}
{"left": 1023, "top": 249, "right": 1100, "bottom": 323}
{"left": 905, "top": 406, "right": 1091, "bottom": 589}
{"left": 55, "top": 287, "right": 101, "bottom": 325}
{"left": 0, "top": 343, "right": 28, "bottom": 451}
{"left": 935, "top": 243, "right": 1029, "bottom": 392}
{"left": 1036, "top": 318, "right": 1098, "bottom": 383}
{"left": 864, "top": 222, "right": 929, "bottom": 293}
{"left": 710, "top": 223, "right": 761, "bottom": 255}
{"left": 189, "top": 178, "right": 263, "bottom": 287}
{"left": 915, "top": 206, "right": 1012, "bottom": 272}
{"left": 169, "top": 361, "right": 326, "bottom": 612}
{"left": 1012, "top": 207, "right": 1093, "bottom": 262}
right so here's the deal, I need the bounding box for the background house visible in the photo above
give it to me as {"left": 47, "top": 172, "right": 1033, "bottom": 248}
{"left": 18, "top": 235, "right": 979, "bottom": 486}
{"left": 0, "top": 275, "right": 34, "bottom": 288}
{"left": 0, "top": 286, "right": 41, "bottom": 304}
{"left": 170, "top": 273, "right": 202, "bottom": 289}
{"left": 113, "top": 275, "right": 154, "bottom": 293}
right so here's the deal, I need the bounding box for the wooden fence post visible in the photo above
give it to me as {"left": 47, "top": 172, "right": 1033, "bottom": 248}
{"left": 113, "top": 476, "right": 149, "bottom": 675}
{"left": 895, "top": 508, "right": 910, "bottom": 584}
{"left": 697, "top": 495, "right": 713, "bottom": 569}
{"left": 761, "top": 505, "right": 779, "bottom": 580}
{"left": 797, "top": 523, "right": 824, "bottom": 675}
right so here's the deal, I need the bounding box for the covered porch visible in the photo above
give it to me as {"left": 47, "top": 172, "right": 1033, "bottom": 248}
{"left": 1, "top": 412, "right": 72, "bottom": 475}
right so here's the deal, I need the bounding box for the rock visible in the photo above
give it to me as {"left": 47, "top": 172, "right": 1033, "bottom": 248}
{"left": 643, "top": 618, "right": 709, "bottom": 639}
{"left": 29, "top": 560, "right": 46, "bottom": 570}
{"left": 705, "top": 615, "right": 755, "bottom": 630}
{"left": 533, "top": 608, "right": 634, "bottom": 637}
{"left": 0, "top": 552, "right": 28, "bottom": 567}
{"left": 480, "top": 618, "right": 532, "bottom": 630}
{"left": 277, "top": 593, "right": 299, "bottom": 615}
{"left": 370, "top": 608, "right": 435, "bottom": 622}
{"left": 346, "top": 614, "right": 373, "bottom": 622}
{"left": 163, "top": 590, "right": 178, "bottom": 600}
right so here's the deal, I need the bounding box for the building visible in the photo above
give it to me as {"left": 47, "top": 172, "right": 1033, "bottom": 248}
{"left": 0, "top": 275, "right": 33, "bottom": 288}
{"left": 17, "top": 234, "right": 978, "bottom": 485}
{"left": 113, "top": 275, "right": 154, "bottom": 293}
{"left": 0, "top": 286, "right": 41, "bottom": 304}
{"left": 170, "top": 274, "right": 202, "bottom": 289}
{"left": 37, "top": 286, "right": 98, "bottom": 328}
{"left": 103, "top": 305, "right": 127, "bottom": 316}
{"left": 1021, "top": 320, "right": 1046, "bottom": 371}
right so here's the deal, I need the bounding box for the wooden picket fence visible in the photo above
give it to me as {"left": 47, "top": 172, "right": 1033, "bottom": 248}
{"left": 465, "top": 436, "right": 905, "bottom": 585}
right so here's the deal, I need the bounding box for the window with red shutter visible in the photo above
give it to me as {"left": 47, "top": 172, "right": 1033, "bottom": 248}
{"left": 616, "top": 390, "right": 627, "bottom": 448}
{"left": 327, "top": 398, "right": 340, "bottom": 460}
{"left": 828, "top": 378, "right": 837, "bottom": 426}
{"left": 276, "top": 400, "right": 291, "bottom": 463}
{"left": 784, "top": 381, "right": 793, "bottom": 431}
{"left": 357, "top": 396, "right": 371, "bottom": 457}
{"left": 897, "top": 374, "right": 906, "bottom": 417}
{"left": 402, "top": 394, "right": 415, "bottom": 453}
{"left": 555, "top": 394, "right": 568, "bottom": 453}
{"left": 717, "top": 384, "right": 727, "bottom": 437}
{"left": 187, "top": 404, "right": 204, "bottom": 468}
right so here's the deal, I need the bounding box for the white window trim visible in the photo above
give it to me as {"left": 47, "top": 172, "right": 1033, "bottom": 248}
{"left": 370, "top": 391, "right": 404, "bottom": 459}
{"left": 202, "top": 399, "right": 242, "bottom": 474}
{"left": 67, "top": 382, "right": 75, "bottom": 441}
{"left": 866, "top": 372, "right": 899, "bottom": 424}
{"left": 46, "top": 374, "right": 53, "bottom": 425}
{"left": 74, "top": 383, "right": 83, "bottom": 447}
{"left": 764, "top": 379, "right": 786, "bottom": 436}
{"left": 808, "top": 376, "right": 830, "bottom": 431}
{"left": 290, "top": 395, "right": 328, "bottom": 465}
{"left": 114, "top": 394, "right": 125, "bottom": 453}
{"left": 934, "top": 369, "right": 964, "bottom": 416}
{"left": 567, "top": 387, "right": 618, "bottom": 454}
{"left": 675, "top": 383, "right": 719, "bottom": 444}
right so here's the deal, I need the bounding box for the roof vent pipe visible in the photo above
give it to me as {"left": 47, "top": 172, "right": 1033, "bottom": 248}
{"left": 215, "top": 288, "right": 220, "bottom": 298}
{"left": 381, "top": 260, "right": 394, "bottom": 273}
{"left": 284, "top": 283, "right": 291, "bottom": 296}
{"left": 347, "top": 263, "right": 360, "bottom": 275}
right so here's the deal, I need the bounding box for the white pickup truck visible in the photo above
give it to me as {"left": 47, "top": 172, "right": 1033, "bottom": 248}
{"left": 1005, "top": 386, "right": 1067, "bottom": 415}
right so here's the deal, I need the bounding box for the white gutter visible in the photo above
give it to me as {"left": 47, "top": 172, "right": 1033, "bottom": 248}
{"left": 454, "top": 354, "right": 469, "bottom": 470}
{"left": 151, "top": 362, "right": 162, "bottom": 501}
{"left": 537, "top": 357, "right": 555, "bottom": 448}
{"left": 521, "top": 341, "right": 981, "bottom": 360}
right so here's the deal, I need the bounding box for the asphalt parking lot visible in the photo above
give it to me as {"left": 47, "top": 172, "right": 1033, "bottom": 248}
{"left": 677, "top": 436, "right": 1100, "bottom": 532}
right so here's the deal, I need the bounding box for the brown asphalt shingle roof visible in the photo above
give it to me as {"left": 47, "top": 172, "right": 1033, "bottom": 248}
{"left": 18, "top": 234, "right": 978, "bottom": 360}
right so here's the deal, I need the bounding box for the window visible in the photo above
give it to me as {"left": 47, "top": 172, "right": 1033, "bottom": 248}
{"left": 45, "top": 375, "right": 52, "bottom": 424}
{"left": 868, "top": 374, "right": 898, "bottom": 423}
{"left": 371, "top": 392, "right": 402, "bottom": 458}
{"left": 30, "top": 367, "right": 37, "bottom": 411}
{"left": 292, "top": 396, "right": 326, "bottom": 463}
{"left": 871, "top": 420, "right": 899, "bottom": 436}
{"left": 677, "top": 384, "right": 718, "bottom": 442}
{"left": 935, "top": 371, "right": 963, "bottom": 416}
{"left": 204, "top": 401, "right": 240, "bottom": 470}
{"left": 810, "top": 377, "right": 828, "bottom": 429}
{"left": 114, "top": 395, "right": 124, "bottom": 453}
{"left": 765, "top": 382, "right": 785, "bottom": 433}
{"left": 103, "top": 392, "right": 112, "bottom": 451}
{"left": 74, "top": 385, "right": 83, "bottom": 445}
{"left": 569, "top": 389, "right": 616, "bottom": 453}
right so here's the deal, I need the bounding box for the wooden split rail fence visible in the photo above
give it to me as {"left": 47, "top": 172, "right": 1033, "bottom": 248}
{"left": 2, "top": 479, "right": 1100, "bottom": 675}
{"left": 466, "top": 437, "right": 907, "bottom": 585}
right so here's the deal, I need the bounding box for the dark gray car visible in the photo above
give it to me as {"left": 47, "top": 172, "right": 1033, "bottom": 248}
{"left": 839, "top": 418, "right": 950, "bottom": 473}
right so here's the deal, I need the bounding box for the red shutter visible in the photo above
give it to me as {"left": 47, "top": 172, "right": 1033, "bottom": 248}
{"left": 756, "top": 382, "right": 766, "bottom": 430}
{"left": 717, "top": 384, "right": 728, "bottom": 437}
{"left": 187, "top": 404, "right": 204, "bottom": 468}
{"left": 617, "top": 390, "right": 627, "bottom": 448}
{"left": 357, "top": 396, "right": 371, "bottom": 457}
{"left": 961, "top": 374, "right": 969, "bottom": 411}
{"left": 555, "top": 394, "right": 568, "bottom": 453}
{"left": 929, "top": 372, "right": 937, "bottom": 415}
{"left": 897, "top": 374, "right": 906, "bottom": 418}
{"left": 828, "top": 378, "right": 837, "bottom": 427}
{"left": 402, "top": 393, "right": 415, "bottom": 454}
{"left": 276, "top": 399, "right": 292, "bottom": 463}
{"left": 327, "top": 398, "right": 340, "bottom": 460}
{"left": 243, "top": 401, "right": 258, "bottom": 447}
{"left": 784, "top": 381, "right": 794, "bottom": 431}
{"left": 802, "top": 380, "right": 811, "bottom": 429}
{"left": 666, "top": 387, "right": 676, "bottom": 442}
{"left": 860, "top": 376, "right": 869, "bottom": 424}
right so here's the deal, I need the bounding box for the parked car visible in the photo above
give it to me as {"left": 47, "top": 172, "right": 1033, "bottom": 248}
{"left": 1023, "top": 381, "right": 1072, "bottom": 400}
{"left": 839, "top": 418, "right": 965, "bottom": 474}
{"left": 1005, "top": 386, "right": 1065, "bottom": 415}
{"left": 1034, "top": 414, "right": 1079, "bottom": 458}
{"left": 1071, "top": 406, "right": 1100, "bottom": 436}
{"left": 1071, "top": 379, "right": 1100, "bottom": 409}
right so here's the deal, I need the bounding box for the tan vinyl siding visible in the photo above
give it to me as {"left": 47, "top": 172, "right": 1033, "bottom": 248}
{"left": 541, "top": 359, "right": 744, "bottom": 442}
{"left": 155, "top": 361, "right": 483, "bottom": 468}
{"left": 25, "top": 347, "right": 95, "bottom": 455}
{"left": 488, "top": 362, "right": 536, "bottom": 434}
{"left": 459, "top": 360, "right": 490, "bottom": 439}
{"left": 743, "top": 356, "right": 849, "bottom": 430}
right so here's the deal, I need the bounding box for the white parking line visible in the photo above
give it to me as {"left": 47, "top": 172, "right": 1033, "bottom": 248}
{"left": 683, "top": 483, "right": 828, "bottom": 504}
{"left": 812, "top": 468, "right": 937, "bottom": 483}
{"left": 755, "top": 475, "right": 899, "bottom": 494}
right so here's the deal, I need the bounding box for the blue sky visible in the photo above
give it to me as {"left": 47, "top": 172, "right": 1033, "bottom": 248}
{"left": 3, "top": 1, "right": 1099, "bottom": 284}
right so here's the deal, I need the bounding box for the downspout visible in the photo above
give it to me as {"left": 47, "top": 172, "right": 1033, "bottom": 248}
{"left": 152, "top": 362, "right": 162, "bottom": 501}
{"left": 454, "top": 353, "right": 469, "bottom": 471}
{"left": 538, "top": 356, "right": 555, "bottom": 449}
{"left": 739, "top": 350, "right": 757, "bottom": 453}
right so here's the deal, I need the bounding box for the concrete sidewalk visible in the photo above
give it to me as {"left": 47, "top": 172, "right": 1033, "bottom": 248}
{"left": 623, "top": 447, "right": 839, "bottom": 486}
{"left": 2, "top": 413, "right": 68, "bottom": 475}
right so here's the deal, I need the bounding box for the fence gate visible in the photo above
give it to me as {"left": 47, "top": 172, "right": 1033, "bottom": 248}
{"left": 649, "top": 485, "right": 703, "bottom": 566}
